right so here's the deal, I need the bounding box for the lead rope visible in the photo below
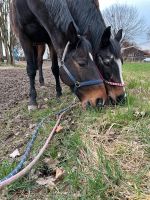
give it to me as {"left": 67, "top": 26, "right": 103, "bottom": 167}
{"left": 0, "top": 100, "right": 77, "bottom": 190}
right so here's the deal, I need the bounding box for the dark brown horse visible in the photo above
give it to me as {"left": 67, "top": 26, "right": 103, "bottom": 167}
{"left": 35, "top": 0, "right": 126, "bottom": 105}
{"left": 10, "top": 0, "right": 107, "bottom": 110}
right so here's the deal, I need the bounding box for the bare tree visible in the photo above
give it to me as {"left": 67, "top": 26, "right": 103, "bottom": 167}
{"left": 102, "top": 4, "right": 145, "bottom": 44}
{"left": 0, "top": 0, "right": 16, "bottom": 64}
{"left": 0, "top": 0, "right": 3, "bottom": 62}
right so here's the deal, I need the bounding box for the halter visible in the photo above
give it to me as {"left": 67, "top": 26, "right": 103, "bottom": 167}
{"left": 98, "top": 65, "right": 125, "bottom": 87}
{"left": 104, "top": 80, "right": 125, "bottom": 87}
{"left": 101, "top": 75, "right": 125, "bottom": 87}
{"left": 60, "top": 42, "right": 103, "bottom": 93}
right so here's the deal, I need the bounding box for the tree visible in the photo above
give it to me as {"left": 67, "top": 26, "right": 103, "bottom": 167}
{"left": 102, "top": 4, "right": 145, "bottom": 44}
{"left": 0, "top": 0, "right": 16, "bottom": 64}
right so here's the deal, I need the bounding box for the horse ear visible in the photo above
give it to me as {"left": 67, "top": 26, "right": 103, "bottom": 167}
{"left": 100, "top": 26, "right": 111, "bottom": 48}
{"left": 67, "top": 22, "right": 78, "bottom": 45}
{"left": 115, "top": 29, "right": 123, "bottom": 42}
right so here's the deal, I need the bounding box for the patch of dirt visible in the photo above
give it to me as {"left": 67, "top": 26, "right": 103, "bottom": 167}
{"left": 0, "top": 62, "right": 60, "bottom": 161}
{"left": 0, "top": 62, "right": 57, "bottom": 114}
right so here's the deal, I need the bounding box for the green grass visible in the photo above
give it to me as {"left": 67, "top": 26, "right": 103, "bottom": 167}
{"left": 1, "top": 62, "right": 150, "bottom": 199}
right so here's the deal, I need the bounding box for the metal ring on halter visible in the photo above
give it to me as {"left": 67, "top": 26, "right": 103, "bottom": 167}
{"left": 75, "top": 81, "right": 80, "bottom": 88}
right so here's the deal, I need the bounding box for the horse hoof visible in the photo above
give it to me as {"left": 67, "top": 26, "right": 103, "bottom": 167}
{"left": 28, "top": 105, "right": 38, "bottom": 111}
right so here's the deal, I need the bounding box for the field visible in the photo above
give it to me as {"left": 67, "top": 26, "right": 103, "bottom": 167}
{"left": 0, "top": 62, "right": 150, "bottom": 200}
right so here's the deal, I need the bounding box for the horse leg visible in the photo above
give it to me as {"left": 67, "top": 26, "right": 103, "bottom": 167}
{"left": 37, "top": 44, "right": 45, "bottom": 86}
{"left": 49, "top": 45, "right": 62, "bottom": 98}
{"left": 19, "top": 31, "right": 38, "bottom": 110}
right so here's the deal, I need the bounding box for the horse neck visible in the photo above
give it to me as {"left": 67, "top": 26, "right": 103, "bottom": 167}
{"left": 67, "top": 0, "right": 106, "bottom": 53}
{"left": 44, "top": 0, "right": 79, "bottom": 58}
{"left": 49, "top": 28, "right": 68, "bottom": 59}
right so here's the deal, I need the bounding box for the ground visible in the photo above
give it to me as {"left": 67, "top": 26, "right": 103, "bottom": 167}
{"left": 0, "top": 62, "right": 150, "bottom": 200}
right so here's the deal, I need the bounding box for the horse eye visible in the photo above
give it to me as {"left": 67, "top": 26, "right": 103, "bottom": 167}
{"left": 78, "top": 60, "right": 87, "bottom": 67}
{"left": 103, "top": 59, "right": 111, "bottom": 65}
{"left": 103, "top": 56, "right": 114, "bottom": 65}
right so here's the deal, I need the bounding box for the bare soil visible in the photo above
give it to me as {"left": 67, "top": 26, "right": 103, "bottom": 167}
{"left": 0, "top": 62, "right": 58, "bottom": 161}
{"left": 0, "top": 62, "right": 56, "bottom": 114}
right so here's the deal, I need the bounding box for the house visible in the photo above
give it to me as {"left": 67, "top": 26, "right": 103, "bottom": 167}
{"left": 122, "top": 41, "right": 150, "bottom": 62}
{"left": 122, "top": 46, "right": 145, "bottom": 62}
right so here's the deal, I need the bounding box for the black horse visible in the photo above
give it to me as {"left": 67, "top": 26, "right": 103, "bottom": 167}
{"left": 33, "top": 0, "right": 126, "bottom": 105}
{"left": 67, "top": 0, "right": 126, "bottom": 104}
{"left": 10, "top": 0, "right": 107, "bottom": 110}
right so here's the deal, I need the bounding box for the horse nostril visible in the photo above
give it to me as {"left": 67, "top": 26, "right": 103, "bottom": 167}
{"left": 86, "top": 101, "right": 91, "bottom": 109}
{"left": 96, "top": 98, "right": 104, "bottom": 108}
{"left": 108, "top": 96, "right": 116, "bottom": 106}
{"left": 116, "top": 94, "right": 127, "bottom": 105}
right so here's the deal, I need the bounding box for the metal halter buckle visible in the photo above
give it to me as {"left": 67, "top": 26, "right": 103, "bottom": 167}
{"left": 75, "top": 81, "right": 80, "bottom": 88}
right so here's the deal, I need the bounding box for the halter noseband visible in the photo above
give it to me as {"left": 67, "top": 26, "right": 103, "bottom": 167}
{"left": 101, "top": 76, "right": 125, "bottom": 87}
{"left": 104, "top": 80, "right": 125, "bottom": 87}
{"left": 60, "top": 42, "right": 103, "bottom": 93}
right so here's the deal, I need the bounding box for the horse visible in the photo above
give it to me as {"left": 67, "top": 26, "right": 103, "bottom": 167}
{"left": 67, "top": 0, "right": 126, "bottom": 105}
{"left": 35, "top": 0, "right": 126, "bottom": 105}
{"left": 10, "top": 0, "right": 107, "bottom": 110}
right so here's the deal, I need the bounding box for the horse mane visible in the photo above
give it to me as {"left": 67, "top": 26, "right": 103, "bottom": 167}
{"left": 67, "top": 0, "right": 106, "bottom": 53}
{"left": 45, "top": 0, "right": 79, "bottom": 34}
{"left": 93, "top": 0, "right": 99, "bottom": 10}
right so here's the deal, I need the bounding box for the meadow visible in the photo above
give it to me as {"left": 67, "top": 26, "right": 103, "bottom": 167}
{"left": 0, "top": 62, "right": 150, "bottom": 200}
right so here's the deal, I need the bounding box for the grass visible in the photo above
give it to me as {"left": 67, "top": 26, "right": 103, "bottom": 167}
{"left": 0, "top": 62, "right": 150, "bottom": 199}
{"left": 0, "top": 61, "right": 26, "bottom": 68}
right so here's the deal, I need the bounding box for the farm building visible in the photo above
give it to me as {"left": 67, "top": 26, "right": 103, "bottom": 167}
{"left": 122, "top": 42, "right": 150, "bottom": 62}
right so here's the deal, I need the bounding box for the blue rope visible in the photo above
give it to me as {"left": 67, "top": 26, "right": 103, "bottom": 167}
{"left": 0, "top": 103, "right": 74, "bottom": 183}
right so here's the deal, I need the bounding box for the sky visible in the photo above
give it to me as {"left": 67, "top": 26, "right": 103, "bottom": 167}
{"left": 99, "top": 0, "right": 150, "bottom": 50}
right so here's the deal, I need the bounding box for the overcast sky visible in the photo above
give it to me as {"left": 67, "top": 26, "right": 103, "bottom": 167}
{"left": 100, "top": 0, "right": 150, "bottom": 50}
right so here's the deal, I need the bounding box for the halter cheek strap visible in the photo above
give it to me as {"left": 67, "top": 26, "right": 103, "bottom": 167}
{"left": 60, "top": 42, "right": 103, "bottom": 93}
{"left": 98, "top": 69, "right": 125, "bottom": 87}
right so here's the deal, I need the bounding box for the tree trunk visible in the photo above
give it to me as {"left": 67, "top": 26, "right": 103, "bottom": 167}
{"left": 0, "top": 0, "right": 16, "bottom": 65}
{"left": 0, "top": 40, "right": 3, "bottom": 62}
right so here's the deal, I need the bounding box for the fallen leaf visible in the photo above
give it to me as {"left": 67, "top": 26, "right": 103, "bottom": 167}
{"left": 47, "top": 183, "right": 56, "bottom": 190}
{"left": 36, "top": 177, "right": 48, "bottom": 186}
{"left": 43, "top": 158, "right": 59, "bottom": 170}
{"left": 10, "top": 149, "right": 20, "bottom": 158}
{"left": 14, "top": 132, "right": 20, "bottom": 136}
{"left": 36, "top": 177, "right": 56, "bottom": 190}
{"left": 41, "top": 104, "right": 48, "bottom": 109}
{"left": 55, "top": 125, "right": 63, "bottom": 133}
{"left": 55, "top": 168, "right": 65, "bottom": 180}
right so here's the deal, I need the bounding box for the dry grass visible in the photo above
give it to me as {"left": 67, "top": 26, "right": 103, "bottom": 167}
{"left": 0, "top": 62, "right": 150, "bottom": 199}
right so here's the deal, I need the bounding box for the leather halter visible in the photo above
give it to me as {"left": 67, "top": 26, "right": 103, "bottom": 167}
{"left": 100, "top": 73, "right": 125, "bottom": 87}
{"left": 60, "top": 42, "right": 103, "bottom": 93}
